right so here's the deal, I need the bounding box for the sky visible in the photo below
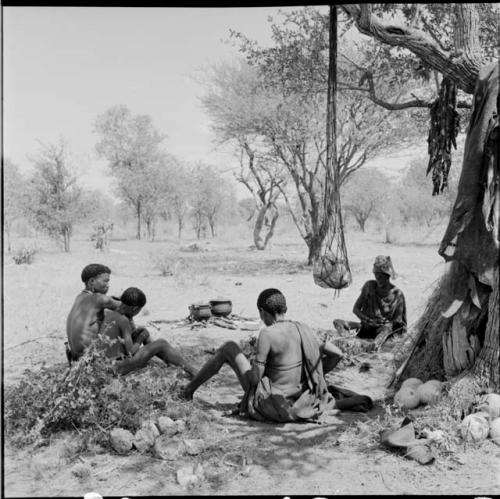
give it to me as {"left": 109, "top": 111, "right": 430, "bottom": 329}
{"left": 3, "top": 6, "right": 420, "bottom": 200}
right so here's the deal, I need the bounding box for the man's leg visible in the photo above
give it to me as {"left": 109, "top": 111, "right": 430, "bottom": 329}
{"left": 333, "top": 319, "right": 360, "bottom": 335}
{"left": 116, "top": 339, "right": 197, "bottom": 377}
{"left": 132, "top": 327, "right": 152, "bottom": 346}
{"left": 322, "top": 353, "right": 343, "bottom": 375}
{"left": 182, "top": 341, "right": 252, "bottom": 400}
{"left": 374, "top": 323, "right": 394, "bottom": 350}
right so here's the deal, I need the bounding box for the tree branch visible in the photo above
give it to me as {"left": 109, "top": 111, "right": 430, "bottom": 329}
{"left": 340, "top": 3, "right": 483, "bottom": 94}
{"left": 339, "top": 79, "right": 472, "bottom": 110}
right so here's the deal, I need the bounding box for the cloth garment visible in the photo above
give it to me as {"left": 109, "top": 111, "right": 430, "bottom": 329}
{"left": 356, "top": 280, "right": 407, "bottom": 339}
{"left": 327, "top": 385, "right": 373, "bottom": 412}
{"left": 373, "top": 255, "right": 396, "bottom": 278}
{"left": 240, "top": 321, "right": 336, "bottom": 423}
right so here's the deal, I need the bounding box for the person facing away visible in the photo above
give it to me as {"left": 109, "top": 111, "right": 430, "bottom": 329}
{"left": 100, "top": 287, "right": 198, "bottom": 378}
{"left": 334, "top": 255, "right": 407, "bottom": 345}
{"left": 181, "top": 288, "right": 339, "bottom": 423}
{"left": 66, "top": 263, "right": 121, "bottom": 361}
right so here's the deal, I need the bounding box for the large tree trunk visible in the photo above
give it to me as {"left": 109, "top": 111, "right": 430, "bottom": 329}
{"left": 402, "top": 62, "right": 499, "bottom": 396}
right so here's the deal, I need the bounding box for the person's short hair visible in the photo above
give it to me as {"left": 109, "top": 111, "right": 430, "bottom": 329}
{"left": 257, "top": 288, "right": 287, "bottom": 315}
{"left": 81, "top": 263, "right": 111, "bottom": 283}
{"left": 120, "top": 287, "right": 147, "bottom": 308}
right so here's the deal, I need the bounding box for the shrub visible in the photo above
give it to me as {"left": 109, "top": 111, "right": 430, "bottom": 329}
{"left": 4, "top": 339, "right": 180, "bottom": 449}
{"left": 12, "top": 247, "right": 37, "bottom": 265}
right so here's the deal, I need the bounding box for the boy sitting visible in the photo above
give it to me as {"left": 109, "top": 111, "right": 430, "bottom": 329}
{"left": 100, "top": 287, "right": 198, "bottom": 378}
{"left": 66, "top": 263, "right": 121, "bottom": 362}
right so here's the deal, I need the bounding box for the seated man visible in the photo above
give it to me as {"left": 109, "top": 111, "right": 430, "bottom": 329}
{"left": 334, "top": 255, "right": 407, "bottom": 349}
{"left": 100, "top": 286, "right": 198, "bottom": 378}
{"left": 66, "top": 263, "right": 122, "bottom": 362}
{"left": 180, "top": 288, "right": 338, "bottom": 423}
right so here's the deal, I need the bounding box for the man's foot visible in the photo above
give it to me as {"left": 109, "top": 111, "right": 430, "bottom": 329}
{"left": 173, "top": 384, "right": 193, "bottom": 401}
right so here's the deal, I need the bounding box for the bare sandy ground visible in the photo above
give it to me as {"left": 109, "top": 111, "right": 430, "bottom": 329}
{"left": 3, "top": 230, "right": 500, "bottom": 496}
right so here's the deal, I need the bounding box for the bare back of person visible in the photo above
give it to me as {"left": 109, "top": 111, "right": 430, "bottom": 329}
{"left": 261, "top": 320, "right": 305, "bottom": 398}
{"left": 99, "top": 310, "right": 127, "bottom": 359}
{"left": 66, "top": 292, "right": 106, "bottom": 357}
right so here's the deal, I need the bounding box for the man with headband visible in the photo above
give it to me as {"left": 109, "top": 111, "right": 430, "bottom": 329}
{"left": 180, "top": 288, "right": 338, "bottom": 423}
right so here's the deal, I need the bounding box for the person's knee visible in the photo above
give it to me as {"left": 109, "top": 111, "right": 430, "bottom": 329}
{"left": 219, "top": 341, "right": 242, "bottom": 358}
{"left": 152, "top": 338, "right": 171, "bottom": 353}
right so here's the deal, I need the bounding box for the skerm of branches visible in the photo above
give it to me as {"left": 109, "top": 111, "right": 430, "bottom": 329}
{"left": 210, "top": 7, "right": 423, "bottom": 263}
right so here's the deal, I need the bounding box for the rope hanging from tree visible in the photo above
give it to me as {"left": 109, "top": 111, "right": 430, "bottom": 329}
{"left": 313, "top": 5, "right": 352, "bottom": 294}
{"left": 426, "top": 77, "right": 460, "bottom": 195}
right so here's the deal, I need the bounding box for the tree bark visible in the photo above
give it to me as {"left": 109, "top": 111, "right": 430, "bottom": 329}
{"left": 177, "top": 219, "right": 183, "bottom": 239}
{"left": 473, "top": 266, "right": 500, "bottom": 388}
{"left": 306, "top": 234, "right": 323, "bottom": 266}
{"left": 136, "top": 201, "right": 142, "bottom": 240}
{"left": 340, "top": 3, "right": 482, "bottom": 94}
{"left": 253, "top": 203, "right": 279, "bottom": 250}
{"left": 62, "top": 228, "right": 71, "bottom": 253}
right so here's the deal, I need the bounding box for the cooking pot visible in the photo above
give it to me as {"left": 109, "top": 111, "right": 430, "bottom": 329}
{"left": 189, "top": 302, "right": 212, "bottom": 321}
{"left": 209, "top": 298, "right": 232, "bottom": 317}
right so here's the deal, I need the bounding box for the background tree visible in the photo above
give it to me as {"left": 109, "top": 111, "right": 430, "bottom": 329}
{"left": 340, "top": 3, "right": 499, "bottom": 397}
{"left": 26, "top": 140, "right": 86, "bottom": 252}
{"left": 221, "top": 8, "right": 423, "bottom": 263}
{"left": 189, "top": 163, "right": 235, "bottom": 239}
{"left": 201, "top": 61, "right": 287, "bottom": 250}
{"left": 94, "top": 104, "right": 166, "bottom": 240}
{"left": 342, "top": 168, "right": 389, "bottom": 232}
{"left": 168, "top": 162, "right": 193, "bottom": 240}
{"left": 394, "top": 157, "right": 458, "bottom": 229}
{"left": 3, "top": 159, "right": 28, "bottom": 253}
{"left": 82, "top": 190, "right": 116, "bottom": 251}
{"left": 139, "top": 153, "right": 178, "bottom": 241}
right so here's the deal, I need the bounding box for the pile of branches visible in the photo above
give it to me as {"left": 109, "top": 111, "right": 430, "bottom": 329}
{"left": 4, "top": 341, "right": 182, "bottom": 448}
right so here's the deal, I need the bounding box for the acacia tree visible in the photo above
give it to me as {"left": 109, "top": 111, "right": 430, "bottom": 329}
{"left": 3, "top": 159, "right": 28, "bottom": 252}
{"left": 226, "top": 8, "right": 422, "bottom": 264}
{"left": 138, "top": 153, "right": 179, "bottom": 241}
{"left": 94, "top": 105, "right": 166, "bottom": 240}
{"left": 201, "top": 61, "right": 287, "bottom": 250}
{"left": 168, "top": 163, "right": 192, "bottom": 240}
{"left": 189, "top": 164, "right": 232, "bottom": 239}
{"left": 26, "top": 140, "right": 86, "bottom": 252}
{"left": 342, "top": 168, "right": 389, "bottom": 232}
{"left": 341, "top": 3, "right": 499, "bottom": 397}
{"left": 394, "top": 157, "right": 458, "bottom": 229}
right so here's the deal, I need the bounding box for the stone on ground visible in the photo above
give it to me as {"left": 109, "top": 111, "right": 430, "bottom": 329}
{"left": 133, "top": 428, "right": 157, "bottom": 453}
{"left": 176, "top": 465, "right": 199, "bottom": 488}
{"left": 153, "top": 435, "right": 183, "bottom": 461}
{"left": 157, "top": 416, "right": 178, "bottom": 436}
{"left": 183, "top": 438, "right": 204, "bottom": 455}
{"left": 109, "top": 428, "right": 134, "bottom": 454}
{"left": 141, "top": 420, "right": 160, "bottom": 438}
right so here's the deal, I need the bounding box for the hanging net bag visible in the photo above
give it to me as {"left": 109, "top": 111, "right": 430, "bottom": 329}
{"left": 313, "top": 6, "right": 352, "bottom": 293}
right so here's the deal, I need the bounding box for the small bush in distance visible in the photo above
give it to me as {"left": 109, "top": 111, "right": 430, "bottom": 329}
{"left": 12, "top": 247, "right": 37, "bottom": 264}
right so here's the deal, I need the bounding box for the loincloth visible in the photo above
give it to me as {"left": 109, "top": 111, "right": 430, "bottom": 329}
{"left": 242, "top": 376, "right": 335, "bottom": 423}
